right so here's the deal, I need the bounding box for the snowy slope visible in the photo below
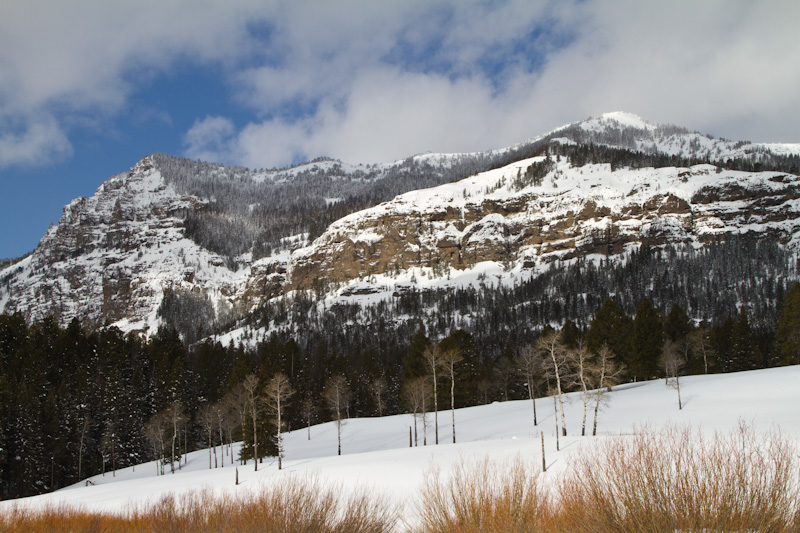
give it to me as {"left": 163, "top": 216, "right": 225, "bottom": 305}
{"left": 4, "top": 365, "right": 799, "bottom": 522}
{"left": 289, "top": 153, "right": 800, "bottom": 296}
{"left": 2, "top": 113, "right": 799, "bottom": 337}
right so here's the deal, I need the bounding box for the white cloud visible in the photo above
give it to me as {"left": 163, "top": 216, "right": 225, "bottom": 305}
{"left": 0, "top": 115, "right": 72, "bottom": 168}
{"left": 183, "top": 116, "right": 236, "bottom": 163}
{"left": 0, "top": 0, "right": 274, "bottom": 167}
{"left": 2, "top": 0, "right": 799, "bottom": 170}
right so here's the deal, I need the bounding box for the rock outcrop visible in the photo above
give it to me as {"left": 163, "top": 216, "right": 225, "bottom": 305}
{"left": 289, "top": 161, "right": 800, "bottom": 290}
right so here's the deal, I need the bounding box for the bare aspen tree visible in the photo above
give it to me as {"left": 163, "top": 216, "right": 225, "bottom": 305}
{"left": 212, "top": 400, "right": 229, "bottom": 467}
{"left": 570, "top": 342, "right": 594, "bottom": 436}
{"left": 242, "top": 374, "right": 263, "bottom": 471}
{"left": 494, "top": 356, "right": 516, "bottom": 401}
{"left": 549, "top": 387, "right": 560, "bottom": 451}
{"left": 225, "top": 385, "right": 249, "bottom": 465}
{"left": 144, "top": 411, "right": 167, "bottom": 475}
{"left": 515, "top": 344, "right": 544, "bottom": 428}
{"left": 661, "top": 340, "right": 686, "bottom": 410}
{"left": 402, "top": 378, "right": 421, "bottom": 446}
{"left": 301, "top": 398, "right": 314, "bottom": 440}
{"left": 198, "top": 403, "right": 216, "bottom": 469}
{"left": 323, "top": 374, "right": 350, "bottom": 456}
{"left": 100, "top": 426, "right": 116, "bottom": 477}
{"left": 690, "top": 325, "right": 715, "bottom": 374}
{"left": 403, "top": 376, "right": 432, "bottom": 446}
{"left": 537, "top": 330, "right": 571, "bottom": 436}
{"left": 369, "top": 377, "right": 387, "bottom": 417}
{"left": 164, "top": 401, "right": 185, "bottom": 474}
{"left": 265, "top": 372, "right": 294, "bottom": 470}
{"left": 423, "top": 344, "right": 444, "bottom": 444}
{"left": 477, "top": 376, "right": 495, "bottom": 404}
{"left": 440, "top": 347, "right": 463, "bottom": 443}
{"left": 591, "top": 345, "right": 625, "bottom": 436}
{"left": 77, "top": 412, "right": 91, "bottom": 480}
{"left": 418, "top": 377, "right": 431, "bottom": 446}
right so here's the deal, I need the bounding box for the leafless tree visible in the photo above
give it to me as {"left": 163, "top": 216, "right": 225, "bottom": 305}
{"left": 537, "top": 330, "right": 571, "bottom": 436}
{"left": 242, "top": 374, "right": 263, "bottom": 471}
{"left": 323, "top": 374, "right": 350, "bottom": 456}
{"left": 423, "top": 344, "right": 445, "bottom": 444}
{"left": 494, "top": 356, "right": 515, "bottom": 401}
{"left": 369, "top": 377, "right": 387, "bottom": 417}
{"left": 661, "top": 340, "right": 686, "bottom": 410}
{"left": 591, "top": 345, "right": 625, "bottom": 436}
{"left": 144, "top": 411, "right": 167, "bottom": 475}
{"left": 570, "top": 342, "right": 594, "bottom": 436}
{"left": 403, "top": 376, "right": 432, "bottom": 446}
{"left": 224, "top": 385, "right": 249, "bottom": 466}
{"left": 100, "top": 425, "right": 117, "bottom": 477}
{"left": 264, "top": 372, "right": 294, "bottom": 470}
{"left": 77, "top": 412, "right": 91, "bottom": 480}
{"left": 477, "top": 376, "right": 495, "bottom": 404}
{"left": 198, "top": 403, "right": 216, "bottom": 469}
{"left": 690, "top": 325, "right": 715, "bottom": 374}
{"left": 440, "top": 347, "right": 463, "bottom": 443}
{"left": 163, "top": 401, "right": 186, "bottom": 474}
{"left": 212, "top": 400, "right": 230, "bottom": 467}
{"left": 514, "top": 344, "right": 544, "bottom": 428}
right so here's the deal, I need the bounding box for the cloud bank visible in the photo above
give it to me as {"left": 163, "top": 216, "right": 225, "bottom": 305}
{"left": 3, "top": 0, "right": 799, "bottom": 170}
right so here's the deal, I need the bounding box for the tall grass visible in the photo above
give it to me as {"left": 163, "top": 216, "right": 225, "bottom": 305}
{"left": 0, "top": 476, "right": 397, "bottom": 533}
{"left": 4, "top": 425, "right": 798, "bottom": 532}
{"left": 557, "top": 423, "right": 800, "bottom": 532}
{"left": 415, "top": 457, "right": 553, "bottom": 532}
{"left": 415, "top": 424, "right": 800, "bottom": 533}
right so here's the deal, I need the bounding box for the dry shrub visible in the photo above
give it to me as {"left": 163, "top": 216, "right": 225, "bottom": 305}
{"left": 1, "top": 476, "right": 396, "bottom": 533}
{"left": 415, "top": 456, "right": 553, "bottom": 533}
{"left": 558, "top": 423, "right": 800, "bottom": 532}
{"left": 415, "top": 425, "right": 800, "bottom": 533}
{"left": 0, "top": 504, "right": 129, "bottom": 533}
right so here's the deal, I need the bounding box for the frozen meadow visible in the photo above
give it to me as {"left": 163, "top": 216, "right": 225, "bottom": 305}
{"left": 3, "top": 365, "right": 799, "bottom": 527}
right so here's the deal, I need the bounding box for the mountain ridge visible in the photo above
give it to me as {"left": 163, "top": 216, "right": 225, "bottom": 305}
{"left": 2, "top": 112, "right": 799, "bottom": 339}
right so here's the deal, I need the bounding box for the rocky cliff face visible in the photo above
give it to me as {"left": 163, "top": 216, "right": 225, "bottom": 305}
{"left": 3, "top": 112, "right": 799, "bottom": 336}
{"left": 289, "top": 159, "right": 800, "bottom": 291}
{"left": 0, "top": 156, "right": 283, "bottom": 333}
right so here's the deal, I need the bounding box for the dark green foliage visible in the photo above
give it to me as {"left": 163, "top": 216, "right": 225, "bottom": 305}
{"left": 1, "top": 236, "right": 797, "bottom": 500}
{"left": 157, "top": 288, "right": 216, "bottom": 344}
{"left": 511, "top": 156, "right": 555, "bottom": 190}
{"left": 774, "top": 282, "right": 800, "bottom": 365}
{"left": 728, "top": 308, "right": 761, "bottom": 373}
{"left": 402, "top": 329, "right": 430, "bottom": 383}
{"left": 632, "top": 298, "right": 663, "bottom": 380}
{"left": 586, "top": 298, "right": 633, "bottom": 370}
{"left": 664, "top": 304, "right": 692, "bottom": 342}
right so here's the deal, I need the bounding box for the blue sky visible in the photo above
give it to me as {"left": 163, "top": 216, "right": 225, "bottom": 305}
{"left": 1, "top": 0, "right": 799, "bottom": 259}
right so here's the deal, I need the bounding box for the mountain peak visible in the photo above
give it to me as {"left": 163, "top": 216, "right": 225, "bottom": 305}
{"left": 580, "top": 111, "right": 655, "bottom": 132}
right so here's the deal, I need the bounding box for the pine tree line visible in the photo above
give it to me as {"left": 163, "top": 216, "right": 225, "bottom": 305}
{"left": 4, "top": 261, "right": 800, "bottom": 500}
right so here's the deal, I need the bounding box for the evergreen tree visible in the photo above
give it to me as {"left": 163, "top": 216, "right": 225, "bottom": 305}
{"left": 774, "top": 281, "right": 800, "bottom": 365}
{"left": 401, "top": 329, "right": 430, "bottom": 384}
{"left": 631, "top": 298, "right": 664, "bottom": 380}
{"left": 728, "top": 308, "right": 761, "bottom": 372}
{"left": 664, "top": 304, "right": 692, "bottom": 342}
{"left": 586, "top": 298, "right": 633, "bottom": 375}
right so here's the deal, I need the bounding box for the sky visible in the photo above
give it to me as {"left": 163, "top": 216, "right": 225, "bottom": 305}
{"left": 1, "top": 0, "right": 799, "bottom": 259}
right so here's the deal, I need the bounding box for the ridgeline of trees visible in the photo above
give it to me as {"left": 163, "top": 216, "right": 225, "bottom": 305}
{"left": 4, "top": 274, "right": 800, "bottom": 500}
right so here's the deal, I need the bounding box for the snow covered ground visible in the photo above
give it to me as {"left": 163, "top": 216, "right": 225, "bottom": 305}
{"left": 3, "top": 366, "right": 800, "bottom": 523}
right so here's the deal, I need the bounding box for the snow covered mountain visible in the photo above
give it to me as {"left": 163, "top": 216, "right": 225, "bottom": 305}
{"left": 2, "top": 112, "right": 799, "bottom": 336}
{"left": 289, "top": 158, "right": 800, "bottom": 292}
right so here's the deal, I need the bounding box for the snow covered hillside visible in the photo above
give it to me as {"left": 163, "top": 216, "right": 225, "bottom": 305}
{"left": 4, "top": 365, "right": 799, "bottom": 523}
{"left": 2, "top": 112, "right": 798, "bottom": 341}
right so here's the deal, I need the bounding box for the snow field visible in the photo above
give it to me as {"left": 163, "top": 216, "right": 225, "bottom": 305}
{"left": 2, "top": 364, "right": 800, "bottom": 528}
